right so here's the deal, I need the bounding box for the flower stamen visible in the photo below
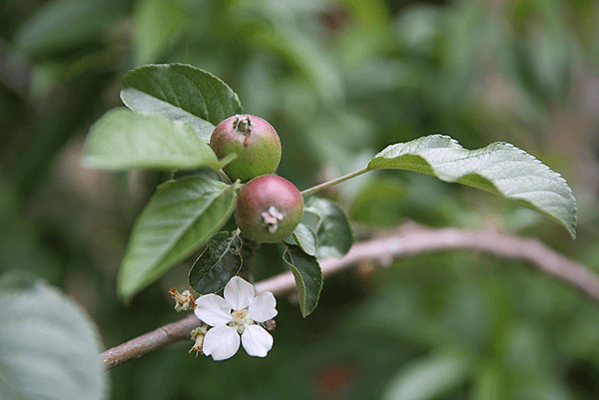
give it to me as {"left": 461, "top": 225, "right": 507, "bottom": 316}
{"left": 189, "top": 326, "right": 207, "bottom": 358}
{"left": 169, "top": 288, "right": 195, "bottom": 311}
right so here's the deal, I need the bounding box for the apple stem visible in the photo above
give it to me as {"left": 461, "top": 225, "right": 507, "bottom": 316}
{"left": 300, "top": 167, "right": 370, "bottom": 197}
{"left": 216, "top": 169, "right": 233, "bottom": 184}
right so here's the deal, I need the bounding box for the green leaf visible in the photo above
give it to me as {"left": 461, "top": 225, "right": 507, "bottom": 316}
{"left": 13, "top": 0, "right": 125, "bottom": 59}
{"left": 82, "top": 107, "right": 228, "bottom": 171}
{"left": 368, "top": 135, "right": 577, "bottom": 238}
{"left": 253, "top": 26, "right": 343, "bottom": 106}
{"left": 0, "top": 272, "right": 107, "bottom": 400}
{"left": 304, "top": 197, "right": 353, "bottom": 258}
{"left": 120, "top": 64, "right": 243, "bottom": 142}
{"left": 291, "top": 223, "right": 318, "bottom": 256}
{"left": 382, "top": 351, "right": 470, "bottom": 400}
{"left": 282, "top": 244, "right": 323, "bottom": 317}
{"left": 120, "top": 88, "right": 217, "bottom": 142}
{"left": 132, "top": 0, "right": 189, "bottom": 65}
{"left": 348, "top": 177, "right": 407, "bottom": 227}
{"left": 118, "top": 176, "right": 237, "bottom": 301}
{"left": 472, "top": 362, "right": 504, "bottom": 400}
{"left": 189, "top": 231, "right": 243, "bottom": 294}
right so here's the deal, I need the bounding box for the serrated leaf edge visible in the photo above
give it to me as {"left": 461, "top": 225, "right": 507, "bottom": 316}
{"left": 367, "top": 134, "right": 577, "bottom": 238}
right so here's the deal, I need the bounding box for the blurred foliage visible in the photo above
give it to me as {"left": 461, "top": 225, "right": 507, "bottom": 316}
{"left": 1, "top": 0, "right": 599, "bottom": 399}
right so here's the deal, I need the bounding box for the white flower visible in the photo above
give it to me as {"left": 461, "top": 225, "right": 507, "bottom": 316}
{"left": 194, "top": 276, "right": 277, "bottom": 361}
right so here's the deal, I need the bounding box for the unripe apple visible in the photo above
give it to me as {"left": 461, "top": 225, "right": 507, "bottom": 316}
{"left": 210, "top": 114, "right": 282, "bottom": 181}
{"left": 235, "top": 174, "right": 304, "bottom": 243}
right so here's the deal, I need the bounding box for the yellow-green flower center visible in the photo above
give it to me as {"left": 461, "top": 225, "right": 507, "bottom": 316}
{"left": 230, "top": 309, "right": 253, "bottom": 334}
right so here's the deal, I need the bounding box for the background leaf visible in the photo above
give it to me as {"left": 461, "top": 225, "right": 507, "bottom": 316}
{"left": 367, "top": 134, "right": 577, "bottom": 238}
{"left": 82, "top": 107, "right": 225, "bottom": 171}
{"left": 0, "top": 272, "right": 106, "bottom": 400}
{"left": 282, "top": 244, "right": 323, "bottom": 317}
{"left": 189, "top": 231, "right": 243, "bottom": 294}
{"left": 132, "top": 0, "right": 190, "bottom": 66}
{"left": 382, "top": 351, "right": 470, "bottom": 400}
{"left": 13, "top": 0, "right": 125, "bottom": 59}
{"left": 253, "top": 25, "right": 344, "bottom": 107}
{"left": 120, "top": 64, "right": 243, "bottom": 142}
{"left": 118, "top": 176, "right": 237, "bottom": 301}
{"left": 304, "top": 197, "right": 353, "bottom": 258}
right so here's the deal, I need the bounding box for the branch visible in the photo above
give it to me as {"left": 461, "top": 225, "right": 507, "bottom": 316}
{"left": 101, "top": 313, "right": 201, "bottom": 369}
{"left": 102, "top": 224, "right": 599, "bottom": 369}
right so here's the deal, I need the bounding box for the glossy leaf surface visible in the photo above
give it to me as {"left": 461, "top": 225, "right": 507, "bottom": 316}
{"left": 189, "top": 231, "right": 243, "bottom": 294}
{"left": 304, "top": 197, "right": 353, "bottom": 258}
{"left": 118, "top": 176, "right": 237, "bottom": 301}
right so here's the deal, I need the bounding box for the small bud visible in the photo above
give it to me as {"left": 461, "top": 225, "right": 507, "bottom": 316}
{"left": 169, "top": 288, "right": 195, "bottom": 312}
{"left": 260, "top": 319, "right": 276, "bottom": 331}
{"left": 189, "top": 326, "right": 208, "bottom": 358}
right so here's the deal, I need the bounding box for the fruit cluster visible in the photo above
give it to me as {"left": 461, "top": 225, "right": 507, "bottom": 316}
{"left": 210, "top": 115, "right": 303, "bottom": 243}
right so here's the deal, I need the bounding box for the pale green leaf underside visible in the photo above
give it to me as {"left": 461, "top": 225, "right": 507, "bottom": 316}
{"left": 120, "top": 63, "right": 243, "bottom": 142}
{"left": 121, "top": 88, "right": 216, "bottom": 142}
{"left": 83, "top": 107, "right": 224, "bottom": 171}
{"left": 0, "top": 272, "right": 106, "bottom": 400}
{"left": 118, "top": 176, "right": 237, "bottom": 301}
{"left": 368, "top": 135, "right": 577, "bottom": 238}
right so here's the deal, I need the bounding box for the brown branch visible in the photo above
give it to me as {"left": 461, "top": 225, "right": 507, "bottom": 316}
{"left": 102, "top": 313, "right": 202, "bottom": 369}
{"left": 102, "top": 224, "right": 599, "bottom": 369}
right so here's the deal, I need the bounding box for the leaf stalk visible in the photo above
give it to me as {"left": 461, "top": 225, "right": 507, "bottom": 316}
{"left": 300, "top": 167, "right": 370, "bottom": 197}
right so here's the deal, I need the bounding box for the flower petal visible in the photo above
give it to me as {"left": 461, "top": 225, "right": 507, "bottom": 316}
{"left": 202, "top": 325, "right": 240, "bottom": 361}
{"left": 194, "top": 294, "right": 231, "bottom": 326}
{"left": 247, "top": 291, "right": 277, "bottom": 322}
{"left": 241, "top": 325, "right": 273, "bottom": 358}
{"left": 224, "top": 276, "right": 255, "bottom": 310}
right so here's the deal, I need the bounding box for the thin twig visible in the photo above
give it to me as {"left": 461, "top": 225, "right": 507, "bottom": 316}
{"left": 300, "top": 167, "right": 369, "bottom": 197}
{"left": 102, "top": 224, "right": 599, "bottom": 369}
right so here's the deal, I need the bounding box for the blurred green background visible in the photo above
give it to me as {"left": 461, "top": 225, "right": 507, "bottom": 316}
{"left": 2, "top": 0, "right": 599, "bottom": 398}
